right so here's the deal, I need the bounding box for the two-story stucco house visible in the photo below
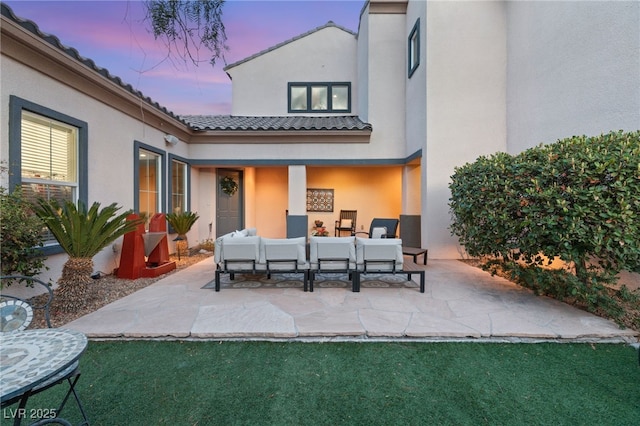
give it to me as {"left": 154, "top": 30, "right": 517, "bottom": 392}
{"left": 1, "top": 1, "right": 638, "bottom": 284}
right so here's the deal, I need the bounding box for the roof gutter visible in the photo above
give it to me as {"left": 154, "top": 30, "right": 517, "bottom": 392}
{"left": 189, "top": 129, "right": 372, "bottom": 144}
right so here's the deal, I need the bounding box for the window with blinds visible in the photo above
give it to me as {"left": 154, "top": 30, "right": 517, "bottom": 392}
{"left": 20, "top": 111, "right": 79, "bottom": 245}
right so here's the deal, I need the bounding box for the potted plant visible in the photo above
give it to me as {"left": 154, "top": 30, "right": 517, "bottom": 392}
{"left": 166, "top": 211, "right": 200, "bottom": 257}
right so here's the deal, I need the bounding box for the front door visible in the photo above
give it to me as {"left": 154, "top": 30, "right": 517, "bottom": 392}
{"left": 216, "top": 169, "right": 243, "bottom": 237}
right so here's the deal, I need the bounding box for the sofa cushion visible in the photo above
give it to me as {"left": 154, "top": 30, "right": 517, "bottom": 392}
{"left": 220, "top": 235, "right": 260, "bottom": 260}
{"left": 259, "top": 237, "right": 307, "bottom": 265}
{"left": 309, "top": 236, "right": 356, "bottom": 270}
{"left": 230, "top": 229, "right": 249, "bottom": 237}
{"left": 355, "top": 237, "right": 403, "bottom": 270}
{"left": 339, "top": 218, "right": 352, "bottom": 229}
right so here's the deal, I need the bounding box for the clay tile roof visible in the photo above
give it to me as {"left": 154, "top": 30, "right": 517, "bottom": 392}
{"left": 180, "top": 115, "right": 372, "bottom": 131}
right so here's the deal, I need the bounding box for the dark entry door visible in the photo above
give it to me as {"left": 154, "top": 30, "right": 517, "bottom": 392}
{"left": 216, "top": 169, "right": 243, "bottom": 237}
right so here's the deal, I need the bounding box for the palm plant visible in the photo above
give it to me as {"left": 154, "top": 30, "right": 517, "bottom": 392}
{"left": 33, "top": 199, "right": 142, "bottom": 312}
{"left": 166, "top": 211, "right": 199, "bottom": 257}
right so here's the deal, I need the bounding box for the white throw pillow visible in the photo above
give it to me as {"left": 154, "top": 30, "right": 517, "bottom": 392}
{"left": 371, "top": 227, "right": 387, "bottom": 239}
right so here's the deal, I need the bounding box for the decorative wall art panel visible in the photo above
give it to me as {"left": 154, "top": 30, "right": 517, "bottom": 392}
{"left": 306, "top": 188, "right": 334, "bottom": 212}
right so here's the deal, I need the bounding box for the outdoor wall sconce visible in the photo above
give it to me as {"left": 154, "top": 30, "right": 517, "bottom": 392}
{"left": 164, "top": 134, "right": 179, "bottom": 146}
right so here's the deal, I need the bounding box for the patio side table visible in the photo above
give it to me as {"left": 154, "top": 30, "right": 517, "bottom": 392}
{"left": 402, "top": 247, "right": 428, "bottom": 265}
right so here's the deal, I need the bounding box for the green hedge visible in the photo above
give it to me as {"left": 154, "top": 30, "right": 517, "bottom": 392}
{"left": 449, "top": 130, "right": 640, "bottom": 281}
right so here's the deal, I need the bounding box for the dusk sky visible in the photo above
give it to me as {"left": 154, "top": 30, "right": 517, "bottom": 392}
{"left": 5, "top": 0, "right": 365, "bottom": 115}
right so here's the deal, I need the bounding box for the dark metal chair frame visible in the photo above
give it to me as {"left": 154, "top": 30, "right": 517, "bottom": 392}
{"left": 353, "top": 260, "right": 425, "bottom": 293}
{"left": 334, "top": 210, "right": 357, "bottom": 236}
{"left": 309, "top": 258, "right": 354, "bottom": 292}
{"left": 215, "top": 260, "right": 309, "bottom": 292}
{"left": 0, "top": 275, "right": 90, "bottom": 426}
{"left": 354, "top": 218, "right": 399, "bottom": 239}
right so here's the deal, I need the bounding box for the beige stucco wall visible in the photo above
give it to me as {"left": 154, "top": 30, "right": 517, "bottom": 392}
{"left": 192, "top": 167, "right": 216, "bottom": 244}
{"left": 306, "top": 166, "right": 403, "bottom": 236}
{"left": 364, "top": 13, "right": 407, "bottom": 160}
{"left": 1, "top": 56, "right": 195, "bottom": 282}
{"left": 227, "top": 25, "right": 358, "bottom": 117}
{"left": 356, "top": 3, "right": 371, "bottom": 122}
{"left": 246, "top": 165, "right": 403, "bottom": 239}
{"left": 425, "top": 0, "right": 508, "bottom": 258}
{"left": 506, "top": 0, "right": 640, "bottom": 152}
{"left": 405, "top": 0, "right": 427, "bottom": 158}
{"left": 254, "top": 167, "right": 289, "bottom": 238}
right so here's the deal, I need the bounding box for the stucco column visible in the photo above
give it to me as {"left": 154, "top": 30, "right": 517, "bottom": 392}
{"left": 288, "top": 165, "right": 307, "bottom": 215}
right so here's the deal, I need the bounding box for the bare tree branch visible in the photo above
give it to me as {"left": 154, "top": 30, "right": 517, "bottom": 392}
{"left": 143, "top": 0, "right": 228, "bottom": 67}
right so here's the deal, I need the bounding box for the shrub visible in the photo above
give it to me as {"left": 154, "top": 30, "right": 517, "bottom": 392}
{"left": 32, "top": 199, "right": 142, "bottom": 312}
{"left": 199, "top": 238, "right": 215, "bottom": 252}
{"left": 166, "top": 211, "right": 199, "bottom": 236}
{"left": 450, "top": 130, "right": 640, "bottom": 319}
{"left": 0, "top": 186, "right": 48, "bottom": 281}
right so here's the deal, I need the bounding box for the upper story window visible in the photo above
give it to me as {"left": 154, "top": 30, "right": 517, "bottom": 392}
{"left": 9, "top": 96, "right": 88, "bottom": 253}
{"left": 288, "top": 82, "right": 351, "bottom": 113}
{"left": 408, "top": 18, "right": 420, "bottom": 78}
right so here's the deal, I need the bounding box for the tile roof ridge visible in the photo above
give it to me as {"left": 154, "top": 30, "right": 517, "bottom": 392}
{"left": 223, "top": 21, "right": 356, "bottom": 71}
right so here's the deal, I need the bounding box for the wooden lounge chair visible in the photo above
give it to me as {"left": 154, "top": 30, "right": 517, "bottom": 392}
{"left": 334, "top": 210, "right": 357, "bottom": 236}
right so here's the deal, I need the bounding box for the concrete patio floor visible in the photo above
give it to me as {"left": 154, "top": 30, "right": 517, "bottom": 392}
{"left": 65, "top": 258, "right": 639, "bottom": 343}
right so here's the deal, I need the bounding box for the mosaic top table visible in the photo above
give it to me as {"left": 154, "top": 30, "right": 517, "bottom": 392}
{"left": 1, "top": 328, "right": 87, "bottom": 425}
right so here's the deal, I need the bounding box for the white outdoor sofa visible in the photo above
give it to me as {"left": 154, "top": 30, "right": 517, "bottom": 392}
{"left": 213, "top": 230, "right": 309, "bottom": 291}
{"left": 213, "top": 231, "right": 424, "bottom": 293}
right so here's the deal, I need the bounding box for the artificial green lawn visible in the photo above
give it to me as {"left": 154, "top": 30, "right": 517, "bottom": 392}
{"left": 15, "top": 341, "right": 640, "bottom": 425}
